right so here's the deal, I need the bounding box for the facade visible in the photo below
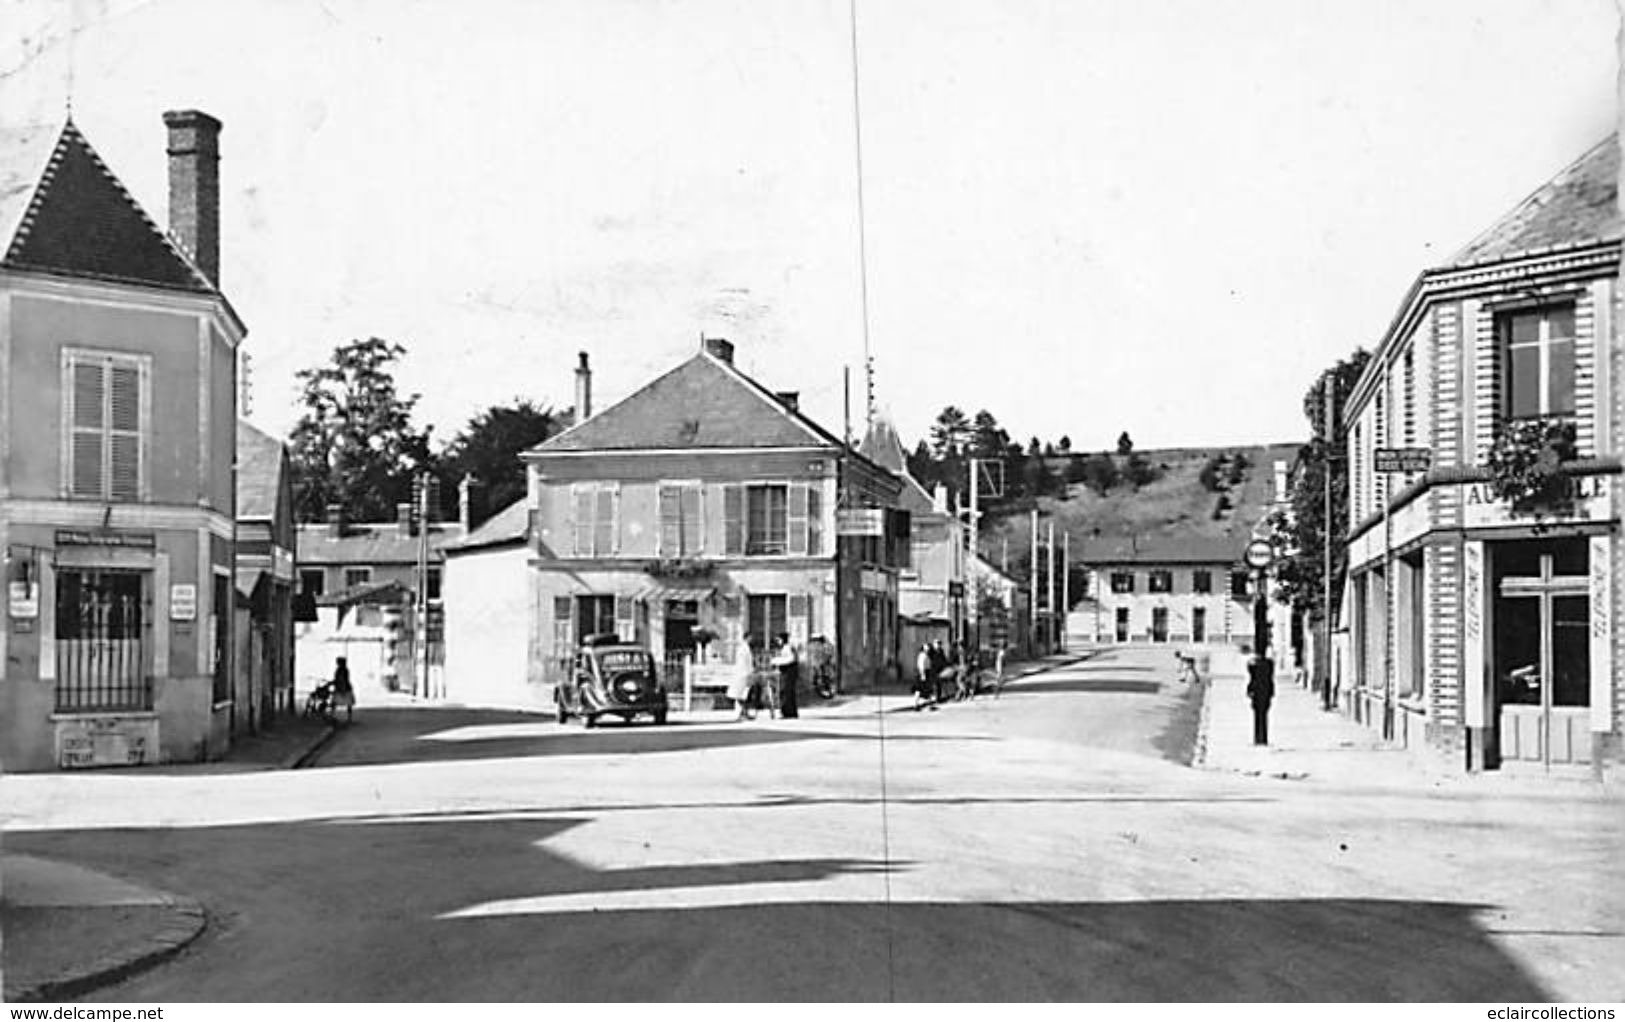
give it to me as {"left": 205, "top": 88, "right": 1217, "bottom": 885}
{"left": 440, "top": 499, "right": 533, "bottom": 707}
{"left": 234, "top": 422, "right": 296, "bottom": 731}
{"left": 522, "top": 338, "right": 906, "bottom": 698}
{"left": 1081, "top": 542, "right": 1258, "bottom": 648}
{"left": 0, "top": 112, "right": 245, "bottom": 769}
{"left": 1341, "top": 135, "right": 1622, "bottom": 772}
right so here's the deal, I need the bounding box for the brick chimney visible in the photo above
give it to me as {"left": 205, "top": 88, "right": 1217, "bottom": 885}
{"left": 703, "top": 337, "right": 734, "bottom": 364}
{"left": 574, "top": 352, "right": 592, "bottom": 423}
{"left": 397, "top": 502, "right": 414, "bottom": 538}
{"left": 458, "top": 474, "right": 484, "bottom": 534}
{"left": 326, "top": 502, "right": 344, "bottom": 539}
{"left": 163, "top": 110, "right": 222, "bottom": 287}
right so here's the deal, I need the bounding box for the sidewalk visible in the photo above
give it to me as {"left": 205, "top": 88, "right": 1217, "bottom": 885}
{"left": 1195, "top": 652, "right": 1618, "bottom": 793}
{"left": 1, "top": 854, "right": 206, "bottom": 1002}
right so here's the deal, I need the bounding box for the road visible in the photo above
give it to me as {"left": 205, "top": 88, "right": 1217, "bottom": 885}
{"left": 3, "top": 646, "right": 1622, "bottom": 1001}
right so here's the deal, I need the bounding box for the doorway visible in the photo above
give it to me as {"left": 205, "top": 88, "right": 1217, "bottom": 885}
{"left": 1492, "top": 539, "right": 1590, "bottom": 768}
{"left": 1114, "top": 607, "right": 1129, "bottom": 643}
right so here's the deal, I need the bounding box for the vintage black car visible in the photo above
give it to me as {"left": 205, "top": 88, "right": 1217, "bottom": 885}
{"left": 555, "top": 636, "right": 669, "bottom": 727}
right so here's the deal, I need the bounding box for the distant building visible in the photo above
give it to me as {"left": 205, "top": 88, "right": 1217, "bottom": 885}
{"left": 519, "top": 338, "right": 907, "bottom": 704}
{"left": 234, "top": 422, "right": 296, "bottom": 731}
{"left": 440, "top": 498, "right": 532, "bottom": 707}
{"left": 0, "top": 111, "right": 245, "bottom": 770}
{"left": 1341, "top": 134, "right": 1622, "bottom": 772}
{"left": 1080, "top": 538, "right": 1258, "bottom": 648}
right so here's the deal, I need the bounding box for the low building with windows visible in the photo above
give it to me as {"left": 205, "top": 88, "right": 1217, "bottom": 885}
{"left": 1, "top": 111, "right": 245, "bottom": 769}
{"left": 1340, "top": 135, "right": 1622, "bottom": 773}
{"left": 521, "top": 338, "right": 906, "bottom": 702}
{"left": 1080, "top": 540, "right": 1260, "bottom": 648}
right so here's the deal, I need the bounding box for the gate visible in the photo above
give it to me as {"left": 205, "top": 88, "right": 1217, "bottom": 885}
{"left": 55, "top": 568, "right": 152, "bottom": 712}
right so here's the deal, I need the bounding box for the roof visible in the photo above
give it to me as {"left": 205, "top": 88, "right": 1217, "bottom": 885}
{"left": 316, "top": 579, "right": 410, "bottom": 608}
{"left": 858, "top": 415, "right": 936, "bottom": 515}
{"left": 298, "top": 522, "right": 467, "bottom": 565}
{"left": 1077, "top": 535, "right": 1249, "bottom": 565}
{"left": 235, "top": 422, "right": 287, "bottom": 521}
{"left": 1, "top": 118, "right": 216, "bottom": 293}
{"left": 531, "top": 348, "right": 844, "bottom": 454}
{"left": 443, "top": 499, "right": 529, "bottom": 554}
{"left": 1447, "top": 135, "right": 1621, "bottom": 268}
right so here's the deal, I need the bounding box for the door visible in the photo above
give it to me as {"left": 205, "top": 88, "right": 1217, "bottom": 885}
{"left": 55, "top": 569, "right": 150, "bottom": 712}
{"left": 1493, "top": 540, "right": 1590, "bottom": 768}
{"left": 1151, "top": 607, "right": 1169, "bottom": 643}
{"left": 1114, "top": 607, "right": 1129, "bottom": 643}
{"left": 1192, "top": 607, "right": 1207, "bottom": 644}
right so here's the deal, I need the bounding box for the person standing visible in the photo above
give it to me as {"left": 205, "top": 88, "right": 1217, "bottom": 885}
{"left": 1247, "top": 656, "right": 1275, "bottom": 745}
{"left": 728, "top": 634, "right": 757, "bottom": 721}
{"left": 330, "top": 656, "right": 355, "bottom": 725}
{"left": 772, "top": 633, "right": 800, "bottom": 719}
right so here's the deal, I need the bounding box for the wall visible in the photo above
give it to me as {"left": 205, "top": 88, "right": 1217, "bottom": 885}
{"left": 443, "top": 543, "right": 536, "bottom": 708}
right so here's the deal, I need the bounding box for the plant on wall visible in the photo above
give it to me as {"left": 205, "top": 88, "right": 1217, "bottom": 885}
{"left": 1485, "top": 417, "right": 1579, "bottom": 519}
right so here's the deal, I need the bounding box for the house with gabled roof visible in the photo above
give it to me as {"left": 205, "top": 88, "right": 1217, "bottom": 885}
{"left": 234, "top": 422, "right": 296, "bottom": 733}
{"left": 1340, "top": 134, "right": 1622, "bottom": 774}
{"left": 520, "top": 337, "right": 907, "bottom": 704}
{"left": 0, "top": 111, "right": 246, "bottom": 769}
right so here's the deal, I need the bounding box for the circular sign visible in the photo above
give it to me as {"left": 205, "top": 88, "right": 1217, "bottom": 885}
{"left": 1243, "top": 539, "right": 1274, "bottom": 569}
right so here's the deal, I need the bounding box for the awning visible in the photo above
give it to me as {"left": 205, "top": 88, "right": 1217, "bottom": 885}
{"left": 635, "top": 584, "right": 716, "bottom": 604}
{"left": 235, "top": 566, "right": 268, "bottom": 599}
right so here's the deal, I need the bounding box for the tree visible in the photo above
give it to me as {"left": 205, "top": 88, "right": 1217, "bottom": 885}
{"left": 436, "top": 399, "right": 562, "bottom": 519}
{"left": 289, "top": 337, "right": 434, "bottom": 523}
{"left": 929, "top": 406, "right": 972, "bottom": 460}
{"left": 1058, "top": 435, "right": 1072, "bottom": 453}
{"left": 1116, "top": 431, "right": 1134, "bottom": 456}
{"left": 1198, "top": 455, "right": 1224, "bottom": 493}
{"left": 1269, "top": 347, "right": 1373, "bottom": 624}
{"left": 1064, "top": 453, "right": 1088, "bottom": 485}
{"left": 970, "top": 410, "right": 1007, "bottom": 460}
{"left": 1125, "top": 450, "right": 1160, "bottom": 489}
{"left": 1080, "top": 452, "right": 1119, "bottom": 495}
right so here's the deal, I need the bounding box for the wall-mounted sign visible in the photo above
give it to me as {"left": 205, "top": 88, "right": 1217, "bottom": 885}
{"left": 837, "top": 509, "right": 886, "bottom": 537}
{"left": 1373, "top": 447, "right": 1432, "bottom": 474}
{"left": 271, "top": 546, "right": 295, "bottom": 581}
{"left": 56, "top": 530, "right": 157, "bottom": 549}
{"left": 9, "top": 581, "right": 39, "bottom": 619}
{"left": 170, "top": 584, "right": 198, "bottom": 621}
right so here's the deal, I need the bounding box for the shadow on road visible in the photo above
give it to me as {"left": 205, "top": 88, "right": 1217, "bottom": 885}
{"left": 10, "top": 813, "right": 1553, "bottom": 1002}
{"left": 1000, "top": 679, "right": 1163, "bottom": 696}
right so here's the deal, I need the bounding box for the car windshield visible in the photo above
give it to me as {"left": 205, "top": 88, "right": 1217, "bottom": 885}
{"left": 595, "top": 650, "right": 652, "bottom": 675}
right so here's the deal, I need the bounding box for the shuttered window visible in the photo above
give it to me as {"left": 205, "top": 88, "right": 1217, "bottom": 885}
{"left": 723, "top": 484, "right": 744, "bottom": 555}
{"left": 806, "top": 485, "right": 823, "bottom": 555}
{"left": 64, "top": 351, "right": 147, "bottom": 501}
{"left": 658, "top": 483, "right": 703, "bottom": 556}
{"left": 571, "top": 483, "right": 620, "bottom": 557}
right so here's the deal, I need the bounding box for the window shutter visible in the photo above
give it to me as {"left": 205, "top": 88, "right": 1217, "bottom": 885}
{"left": 553, "top": 596, "right": 574, "bottom": 652}
{"left": 681, "top": 485, "right": 702, "bottom": 554}
{"left": 788, "top": 592, "right": 809, "bottom": 645}
{"left": 573, "top": 486, "right": 593, "bottom": 556}
{"left": 609, "top": 484, "right": 621, "bottom": 555}
{"left": 69, "top": 359, "right": 105, "bottom": 497}
{"left": 806, "top": 485, "right": 822, "bottom": 556}
{"left": 108, "top": 364, "right": 141, "bottom": 501}
{"left": 723, "top": 484, "right": 743, "bottom": 556}
{"left": 658, "top": 485, "right": 681, "bottom": 556}
{"left": 614, "top": 595, "right": 634, "bottom": 641}
{"left": 788, "top": 484, "right": 809, "bottom": 556}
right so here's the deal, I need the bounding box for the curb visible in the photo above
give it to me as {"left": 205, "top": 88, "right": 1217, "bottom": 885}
{"left": 7, "top": 890, "right": 207, "bottom": 1003}
{"left": 286, "top": 722, "right": 339, "bottom": 770}
{"left": 1191, "top": 676, "right": 1215, "bottom": 769}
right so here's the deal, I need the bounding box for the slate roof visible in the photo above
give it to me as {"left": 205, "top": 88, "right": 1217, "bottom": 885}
{"left": 1076, "top": 535, "right": 1250, "bottom": 565}
{"left": 532, "top": 348, "right": 844, "bottom": 453}
{"left": 1447, "top": 135, "right": 1621, "bottom": 268}
{"left": 858, "top": 415, "right": 937, "bottom": 516}
{"left": 444, "top": 499, "right": 530, "bottom": 553}
{"left": 298, "top": 522, "right": 467, "bottom": 566}
{"left": 236, "top": 422, "right": 287, "bottom": 521}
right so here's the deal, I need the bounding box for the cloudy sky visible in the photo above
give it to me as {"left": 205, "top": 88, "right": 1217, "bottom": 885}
{"left": 2, "top": 0, "right": 1617, "bottom": 453}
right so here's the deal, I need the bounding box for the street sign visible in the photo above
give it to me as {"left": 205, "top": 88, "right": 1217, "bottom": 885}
{"left": 1243, "top": 539, "right": 1274, "bottom": 569}
{"left": 836, "top": 509, "right": 886, "bottom": 536}
{"left": 1374, "top": 447, "right": 1432, "bottom": 474}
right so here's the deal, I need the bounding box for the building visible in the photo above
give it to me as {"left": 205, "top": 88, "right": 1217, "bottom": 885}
{"left": 1341, "top": 135, "right": 1622, "bottom": 773}
{"left": 0, "top": 111, "right": 245, "bottom": 769}
{"left": 858, "top": 415, "right": 968, "bottom": 653}
{"left": 234, "top": 422, "right": 296, "bottom": 731}
{"left": 440, "top": 498, "right": 533, "bottom": 708}
{"left": 294, "top": 503, "right": 465, "bottom": 696}
{"left": 1080, "top": 538, "right": 1260, "bottom": 647}
{"left": 521, "top": 338, "right": 906, "bottom": 701}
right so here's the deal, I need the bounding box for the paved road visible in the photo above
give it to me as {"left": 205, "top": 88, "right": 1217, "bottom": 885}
{"left": 4, "top": 647, "right": 1621, "bottom": 1000}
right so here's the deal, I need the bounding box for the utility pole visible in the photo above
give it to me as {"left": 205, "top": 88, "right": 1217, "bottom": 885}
{"left": 967, "top": 458, "right": 979, "bottom": 647}
{"left": 1046, "top": 518, "right": 1056, "bottom": 654}
{"left": 416, "top": 472, "right": 430, "bottom": 699}
{"left": 1322, "top": 373, "right": 1336, "bottom": 711}
{"left": 1029, "top": 509, "right": 1039, "bottom": 655}
{"left": 1061, "top": 529, "right": 1070, "bottom": 653}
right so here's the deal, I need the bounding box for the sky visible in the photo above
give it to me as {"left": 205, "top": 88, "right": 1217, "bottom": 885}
{"left": 2, "top": 0, "right": 1618, "bottom": 455}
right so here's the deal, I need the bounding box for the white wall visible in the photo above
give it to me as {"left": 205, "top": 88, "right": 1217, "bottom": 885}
{"left": 443, "top": 544, "right": 539, "bottom": 709}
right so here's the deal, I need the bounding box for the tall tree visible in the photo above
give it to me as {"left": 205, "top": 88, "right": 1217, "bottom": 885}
{"left": 289, "top": 337, "right": 434, "bottom": 523}
{"left": 1116, "top": 431, "right": 1134, "bottom": 456}
{"left": 437, "top": 399, "right": 562, "bottom": 519}
{"left": 929, "top": 406, "right": 972, "bottom": 460}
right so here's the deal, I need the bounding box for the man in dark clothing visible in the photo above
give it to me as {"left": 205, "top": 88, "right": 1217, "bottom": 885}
{"left": 928, "top": 642, "right": 949, "bottom": 703}
{"left": 1247, "top": 656, "right": 1274, "bottom": 745}
{"left": 772, "top": 634, "right": 800, "bottom": 719}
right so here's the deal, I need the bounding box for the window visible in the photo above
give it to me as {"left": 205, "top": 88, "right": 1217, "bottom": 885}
{"left": 576, "top": 594, "right": 615, "bottom": 644}
{"left": 806, "top": 486, "right": 823, "bottom": 556}
{"left": 1501, "top": 304, "right": 1576, "bottom": 420}
{"left": 746, "top": 485, "right": 789, "bottom": 555}
{"left": 1230, "top": 571, "right": 1250, "bottom": 598}
{"left": 343, "top": 567, "right": 372, "bottom": 590}
{"left": 658, "top": 483, "right": 703, "bottom": 556}
{"left": 1148, "top": 570, "right": 1172, "bottom": 593}
{"left": 1110, "top": 572, "right": 1134, "bottom": 594}
{"left": 1192, "top": 570, "right": 1212, "bottom": 594}
{"left": 426, "top": 567, "right": 442, "bottom": 601}
{"left": 1192, "top": 607, "right": 1207, "bottom": 643}
{"left": 572, "top": 483, "right": 620, "bottom": 557}
{"left": 747, "top": 594, "right": 787, "bottom": 646}
{"left": 64, "top": 350, "right": 148, "bottom": 501}
{"left": 299, "top": 569, "right": 325, "bottom": 598}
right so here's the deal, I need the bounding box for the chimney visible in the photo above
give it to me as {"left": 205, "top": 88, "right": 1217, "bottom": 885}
{"left": 574, "top": 351, "right": 592, "bottom": 423}
{"left": 933, "top": 483, "right": 948, "bottom": 514}
{"left": 703, "top": 337, "right": 734, "bottom": 363}
{"left": 397, "top": 502, "right": 414, "bottom": 538}
{"left": 163, "top": 110, "right": 222, "bottom": 287}
{"left": 326, "top": 502, "right": 344, "bottom": 539}
{"left": 458, "top": 474, "right": 484, "bottom": 534}
{"left": 775, "top": 391, "right": 799, "bottom": 412}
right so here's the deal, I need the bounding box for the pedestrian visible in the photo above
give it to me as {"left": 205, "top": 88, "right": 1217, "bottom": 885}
{"left": 330, "top": 656, "right": 355, "bottom": 725}
{"left": 928, "top": 641, "right": 949, "bottom": 704}
{"left": 728, "top": 633, "right": 757, "bottom": 721}
{"left": 772, "top": 633, "right": 800, "bottom": 719}
{"left": 954, "top": 640, "right": 975, "bottom": 701}
{"left": 914, "top": 644, "right": 933, "bottom": 710}
{"left": 1247, "top": 655, "right": 1275, "bottom": 745}
{"left": 992, "top": 644, "right": 1007, "bottom": 698}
